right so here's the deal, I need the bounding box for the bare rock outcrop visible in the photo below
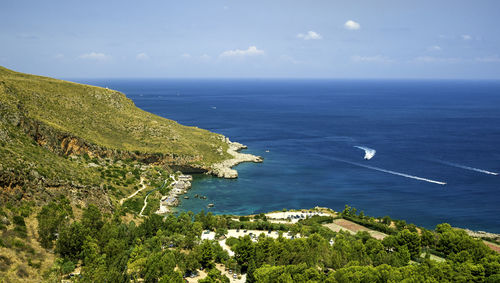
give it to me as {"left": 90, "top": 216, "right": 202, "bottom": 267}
{"left": 210, "top": 140, "right": 263, "bottom": 179}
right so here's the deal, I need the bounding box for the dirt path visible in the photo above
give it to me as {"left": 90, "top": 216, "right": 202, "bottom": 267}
{"left": 139, "top": 193, "right": 150, "bottom": 217}
{"left": 119, "top": 177, "right": 145, "bottom": 205}
{"left": 139, "top": 176, "right": 172, "bottom": 217}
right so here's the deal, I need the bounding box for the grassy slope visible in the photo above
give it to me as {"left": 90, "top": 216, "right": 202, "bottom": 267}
{"left": 0, "top": 66, "right": 230, "bottom": 166}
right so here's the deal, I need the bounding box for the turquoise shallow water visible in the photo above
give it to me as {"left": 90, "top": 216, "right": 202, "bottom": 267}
{"left": 76, "top": 79, "right": 500, "bottom": 232}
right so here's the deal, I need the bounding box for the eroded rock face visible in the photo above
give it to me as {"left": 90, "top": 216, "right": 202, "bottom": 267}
{"left": 20, "top": 116, "right": 209, "bottom": 172}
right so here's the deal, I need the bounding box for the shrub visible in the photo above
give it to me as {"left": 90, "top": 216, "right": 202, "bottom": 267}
{"left": 16, "top": 264, "right": 29, "bottom": 278}
{"left": 13, "top": 215, "right": 26, "bottom": 226}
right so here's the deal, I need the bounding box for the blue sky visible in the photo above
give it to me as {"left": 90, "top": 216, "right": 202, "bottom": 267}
{"left": 1, "top": 0, "right": 500, "bottom": 79}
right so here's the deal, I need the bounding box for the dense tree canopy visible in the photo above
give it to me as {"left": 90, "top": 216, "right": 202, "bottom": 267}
{"left": 33, "top": 199, "right": 500, "bottom": 282}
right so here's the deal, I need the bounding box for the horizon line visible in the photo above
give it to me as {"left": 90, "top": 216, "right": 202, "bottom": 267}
{"left": 61, "top": 76, "right": 500, "bottom": 82}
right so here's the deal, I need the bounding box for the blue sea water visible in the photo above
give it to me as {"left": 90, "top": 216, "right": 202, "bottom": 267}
{"left": 75, "top": 79, "right": 500, "bottom": 233}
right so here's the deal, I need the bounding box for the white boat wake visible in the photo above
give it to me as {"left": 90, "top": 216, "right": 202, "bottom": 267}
{"left": 434, "top": 160, "right": 498, "bottom": 176}
{"left": 334, "top": 158, "right": 447, "bottom": 185}
{"left": 354, "top": 146, "right": 376, "bottom": 160}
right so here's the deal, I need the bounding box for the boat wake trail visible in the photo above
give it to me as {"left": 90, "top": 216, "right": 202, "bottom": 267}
{"left": 354, "top": 146, "right": 376, "bottom": 160}
{"left": 434, "top": 160, "right": 498, "bottom": 176}
{"left": 333, "top": 158, "right": 447, "bottom": 185}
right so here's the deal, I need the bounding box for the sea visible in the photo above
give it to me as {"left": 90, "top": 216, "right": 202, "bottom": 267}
{"left": 74, "top": 79, "right": 500, "bottom": 233}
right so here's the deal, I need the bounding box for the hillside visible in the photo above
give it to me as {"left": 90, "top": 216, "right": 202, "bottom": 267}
{"left": 0, "top": 66, "right": 235, "bottom": 207}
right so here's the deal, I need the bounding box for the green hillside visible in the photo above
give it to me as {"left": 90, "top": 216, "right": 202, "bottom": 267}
{"left": 0, "top": 66, "right": 232, "bottom": 207}
{"left": 0, "top": 66, "right": 230, "bottom": 164}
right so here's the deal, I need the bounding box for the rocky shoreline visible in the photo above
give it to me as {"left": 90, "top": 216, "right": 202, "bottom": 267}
{"left": 462, "top": 228, "right": 500, "bottom": 242}
{"left": 154, "top": 139, "right": 262, "bottom": 214}
{"left": 210, "top": 138, "right": 263, "bottom": 179}
{"left": 156, "top": 174, "right": 193, "bottom": 214}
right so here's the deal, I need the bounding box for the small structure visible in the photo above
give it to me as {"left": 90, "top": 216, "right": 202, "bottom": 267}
{"left": 178, "top": 174, "right": 193, "bottom": 181}
{"left": 162, "top": 197, "right": 178, "bottom": 207}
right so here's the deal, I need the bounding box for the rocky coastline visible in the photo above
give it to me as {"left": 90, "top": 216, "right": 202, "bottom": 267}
{"left": 210, "top": 138, "right": 263, "bottom": 179}
{"left": 156, "top": 174, "right": 193, "bottom": 214}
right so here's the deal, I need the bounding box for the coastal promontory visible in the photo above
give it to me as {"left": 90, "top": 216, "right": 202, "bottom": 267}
{"left": 0, "top": 66, "right": 259, "bottom": 208}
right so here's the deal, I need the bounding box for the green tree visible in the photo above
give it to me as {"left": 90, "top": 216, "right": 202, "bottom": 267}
{"left": 420, "top": 228, "right": 436, "bottom": 248}
{"left": 234, "top": 235, "right": 255, "bottom": 272}
{"left": 395, "top": 229, "right": 421, "bottom": 259}
{"left": 382, "top": 216, "right": 392, "bottom": 225}
{"left": 36, "top": 196, "right": 73, "bottom": 248}
{"left": 56, "top": 221, "right": 86, "bottom": 261}
{"left": 247, "top": 259, "right": 257, "bottom": 283}
{"left": 81, "top": 204, "right": 104, "bottom": 237}
{"left": 342, "top": 205, "right": 351, "bottom": 216}
{"left": 198, "top": 240, "right": 215, "bottom": 268}
{"left": 198, "top": 268, "right": 230, "bottom": 283}
{"left": 144, "top": 251, "right": 179, "bottom": 283}
{"left": 81, "top": 236, "right": 108, "bottom": 282}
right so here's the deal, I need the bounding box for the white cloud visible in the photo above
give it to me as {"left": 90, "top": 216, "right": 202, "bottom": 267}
{"left": 54, "top": 54, "right": 65, "bottom": 59}
{"left": 220, "top": 46, "right": 264, "bottom": 57}
{"left": 351, "top": 55, "right": 392, "bottom": 63}
{"left": 427, "top": 45, "right": 442, "bottom": 51}
{"left": 475, "top": 55, "right": 500, "bottom": 63}
{"left": 136, "top": 52, "right": 149, "bottom": 60}
{"left": 200, "top": 54, "right": 211, "bottom": 60}
{"left": 461, "top": 34, "right": 472, "bottom": 40}
{"left": 181, "top": 53, "right": 191, "bottom": 58}
{"left": 344, "top": 20, "right": 361, "bottom": 30}
{"left": 79, "top": 52, "right": 109, "bottom": 61}
{"left": 296, "top": 31, "right": 322, "bottom": 40}
{"left": 413, "top": 56, "right": 460, "bottom": 63}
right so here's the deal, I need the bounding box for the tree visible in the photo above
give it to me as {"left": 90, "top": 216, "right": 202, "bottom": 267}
{"left": 420, "top": 228, "right": 436, "bottom": 248}
{"left": 37, "top": 196, "right": 73, "bottom": 248}
{"left": 81, "top": 236, "right": 108, "bottom": 282}
{"left": 198, "top": 240, "right": 215, "bottom": 268}
{"left": 198, "top": 268, "right": 230, "bottom": 283}
{"left": 382, "top": 216, "right": 392, "bottom": 225}
{"left": 82, "top": 204, "right": 104, "bottom": 237}
{"left": 234, "top": 235, "right": 255, "bottom": 272}
{"left": 359, "top": 211, "right": 365, "bottom": 219}
{"left": 394, "top": 220, "right": 407, "bottom": 230}
{"left": 144, "top": 251, "right": 179, "bottom": 283}
{"left": 56, "top": 221, "right": 86, "bottom": 261}
{"left": 393, "top": 245, "right": 410, "bottom": 266}
{"left": 342, "top": 205, "right": 351, "bottom": 216}
{"left": 395, "top": 229, "right": 421, "bottom": 260}
{"left": 247, "top": 259, "right": 257, "bottom": 283}
{"left": 183, "top": 252, "right": 201, "bottom": 273}
{"left": 127, "top": 244, "right": 148, "bottom": 280}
